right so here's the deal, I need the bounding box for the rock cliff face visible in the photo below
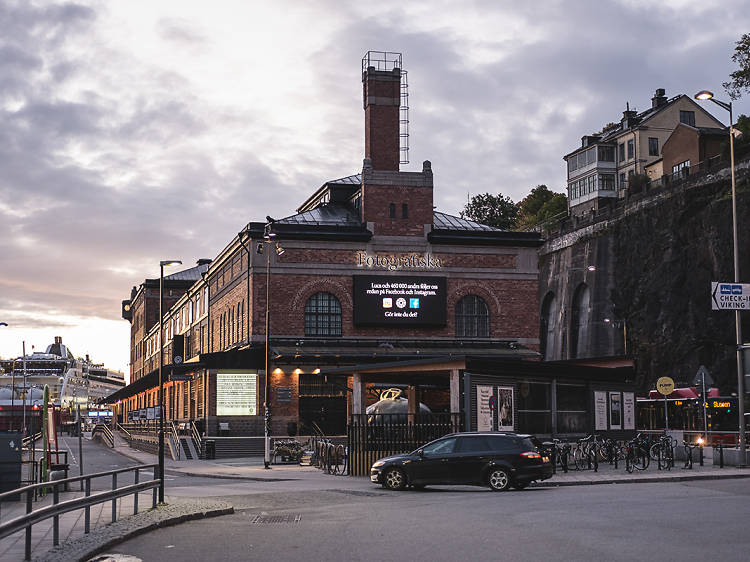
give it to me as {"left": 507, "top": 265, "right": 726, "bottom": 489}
{"left": 540, "top": 160, "right": 750, "bottom": 393}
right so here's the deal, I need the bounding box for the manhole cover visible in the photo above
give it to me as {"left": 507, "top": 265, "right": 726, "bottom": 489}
{"left": 250, "top": 514, "right": 302, "bottom": 524}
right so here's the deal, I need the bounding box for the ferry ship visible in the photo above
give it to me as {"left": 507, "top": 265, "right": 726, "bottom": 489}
{"left": 0, "top": 336, "right": 125, "bottom": 415}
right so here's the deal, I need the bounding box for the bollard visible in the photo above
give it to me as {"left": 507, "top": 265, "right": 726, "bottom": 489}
{"left": 699, "top": 445, "right": 704, "bottom": 466}
{"left": 719, "top": 443, "right": 724, "bottom": 468}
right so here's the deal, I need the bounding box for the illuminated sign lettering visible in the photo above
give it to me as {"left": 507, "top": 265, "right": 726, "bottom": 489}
{"left": 712, "top": 400, "right": 731, "bottom": 408}
{"left": 356, "top": 251, "right": 442, "bottom": 271}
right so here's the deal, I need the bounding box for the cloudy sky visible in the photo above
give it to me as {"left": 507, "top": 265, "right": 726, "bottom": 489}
{"left": 1, "top": 0, "right": 749, "bottom": 378}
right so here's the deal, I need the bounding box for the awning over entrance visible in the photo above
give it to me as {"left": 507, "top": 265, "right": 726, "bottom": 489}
{"left": 104, "top": 346, "right": 264, "bottom": 403}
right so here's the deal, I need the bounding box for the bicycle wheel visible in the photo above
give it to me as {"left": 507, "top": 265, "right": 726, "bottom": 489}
{"left": 327, "top": 443, "right": 337, "bottom": 474}
{"left": 573, "top": 447, "right": 590, "bottom": 470}
{"left": 633, "top": 447, "right": 650, "bottom": 470}
{"left": 649, "top": 443, "right": 662, "bottom": 461}
{"left": 332, "top": 444, "right": 347, "bottom": 475}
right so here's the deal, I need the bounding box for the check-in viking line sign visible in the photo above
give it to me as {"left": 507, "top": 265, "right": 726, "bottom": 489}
{"left": 712, "top": 282, "right": 750, "bottom": 310}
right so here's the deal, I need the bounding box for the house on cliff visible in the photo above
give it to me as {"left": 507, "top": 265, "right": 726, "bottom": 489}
{"left": 563, "top": 89, "right": 725, "bottom": 219}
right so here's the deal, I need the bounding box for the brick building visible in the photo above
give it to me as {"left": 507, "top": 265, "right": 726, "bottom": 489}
{"left": 110, "top": 53, "right": 631, "bottom": 450}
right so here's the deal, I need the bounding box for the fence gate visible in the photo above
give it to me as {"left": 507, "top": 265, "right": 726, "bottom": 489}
{"left": 347, "top": 413, "right": 462, "bottom": 476}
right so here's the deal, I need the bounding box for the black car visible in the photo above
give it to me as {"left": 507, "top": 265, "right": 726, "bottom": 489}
{"left": 370, "top": 432, "right": 553, "bottom": 491}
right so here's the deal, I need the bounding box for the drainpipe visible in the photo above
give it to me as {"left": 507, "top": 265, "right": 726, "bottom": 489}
{"left": 237, "top": 230, "right": 252, "bottom": 345}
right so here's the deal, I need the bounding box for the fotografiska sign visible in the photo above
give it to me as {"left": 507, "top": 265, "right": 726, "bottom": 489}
{"left": 356, "top": 251, "right": 443, "bottom": 271}
{"left": 711, "top": 282, "right": 750, "bottom": 310}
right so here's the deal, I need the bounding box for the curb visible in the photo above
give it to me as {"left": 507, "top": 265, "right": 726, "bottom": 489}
{"left": 532, "top": 472, "right": 750, "bottom": 487}
{"left": 35, "top": 501, "right": 234, "bottom": 562}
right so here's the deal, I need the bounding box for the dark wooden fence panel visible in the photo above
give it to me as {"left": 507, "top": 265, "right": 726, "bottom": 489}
{"left": 348, "top": 413, "right": 462, "bottom": 476}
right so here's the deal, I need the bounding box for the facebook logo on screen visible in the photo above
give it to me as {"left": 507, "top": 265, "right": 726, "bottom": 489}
{"left": 409, "top": 298, "right": 420, "bottom": 309}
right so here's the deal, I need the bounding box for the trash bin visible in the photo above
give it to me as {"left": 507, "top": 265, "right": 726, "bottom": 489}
{"left": 205, "top": 439, "right": 216, "bottom": 460}
{"left": 0, "top": 433, "right": 22, "bottom": 499}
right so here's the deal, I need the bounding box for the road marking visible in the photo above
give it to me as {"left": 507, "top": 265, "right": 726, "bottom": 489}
{"left": 59, "top": 436, "right": 78, "bottom": 466}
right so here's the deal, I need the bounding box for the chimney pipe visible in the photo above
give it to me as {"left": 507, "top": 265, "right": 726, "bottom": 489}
{"left": 362, "top": 59, "right": 401, "bottom": 171}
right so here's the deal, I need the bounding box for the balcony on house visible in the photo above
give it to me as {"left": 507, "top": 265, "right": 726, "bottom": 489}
{"left": 566, "top": 142, "right": 617, "bottom": 205}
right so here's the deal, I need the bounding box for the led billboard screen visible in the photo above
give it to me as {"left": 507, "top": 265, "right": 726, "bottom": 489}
{"left": 353, "top": 276, "right": 446, "bottom": 326}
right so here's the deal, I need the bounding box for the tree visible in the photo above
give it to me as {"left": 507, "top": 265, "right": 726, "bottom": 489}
{"left": 460, "top": 193, "right": 518, "bottom": 230}
{"left": 723, "top": 33, "right": 750, "bottom": 101}
{"left": 515, "top": 185, "right": 567, "bottom": 230}
{"left": 535, "top": 193, "right": 568, "bottom": 224}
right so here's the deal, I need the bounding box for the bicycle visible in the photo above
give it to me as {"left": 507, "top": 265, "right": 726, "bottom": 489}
{"left": 649, "top": 432, "right": 676, "bottom": 470}
{"left": 624, "top": 434, "right": 650, "bottom": 473}
{"left": 329, "top": 443, "right": 348, "bottom": 475}
{"left": 573, "top": 435, "right": 600, "bottom": 471}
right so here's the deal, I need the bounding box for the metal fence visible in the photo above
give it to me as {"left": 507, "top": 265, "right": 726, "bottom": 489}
{"left": 348, "top": 413, "right": 462, "bottom": 476}
{"left": 0, "top": 463, "right": 158, "bottom": 560}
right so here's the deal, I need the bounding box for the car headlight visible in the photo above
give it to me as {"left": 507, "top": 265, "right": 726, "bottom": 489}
{"left": 372, "top": 461, "right": 385, "bottom": 468}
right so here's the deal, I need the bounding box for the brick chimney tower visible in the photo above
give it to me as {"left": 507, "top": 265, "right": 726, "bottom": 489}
{"left": 363, "top": 63, "right": 401, "bottom": 171}
{"left": 359, "top": 52, "right": 433, "bottom": 237}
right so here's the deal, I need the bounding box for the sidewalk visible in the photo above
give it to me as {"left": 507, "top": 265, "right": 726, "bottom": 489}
{"left": 112, "top": 437, "right": 750, "bottom": 485}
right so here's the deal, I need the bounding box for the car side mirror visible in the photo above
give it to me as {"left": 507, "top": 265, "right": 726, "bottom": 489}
{"left": 417, "top": 449, "right": 424, "bottom": 458}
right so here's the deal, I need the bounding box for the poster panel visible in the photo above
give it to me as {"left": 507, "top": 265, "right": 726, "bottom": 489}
{"left": 594, "top": 391, "right": 608, "bottom": 431}
{"left": 146, "top": 407, "right": 155, "bottom": 420}
{"left": 477, "top": 385, "right": 494, "bottom": 431}
{"left": 497, "top": 386, "right": 514, "bottom": 431}
{"left": 623, "top": 392, "right": 635, "bottom": 430}
{"left": 217, "top": 371, "right": 258, "bottom": 416}
{"left": 609, "top": 392, "right": 622, "bottom": 430}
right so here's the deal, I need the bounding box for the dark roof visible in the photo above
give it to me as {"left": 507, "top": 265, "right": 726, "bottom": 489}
{"left": 164, "top": 262, "right": 210, "bottom": 282}
{"left": 327, "top": 173, "right": 361, "bottom": 185}
{"left": 433, "top": 212, "right": 502, "bottom": 232}
{"left": 276, "top": 202, "right": 363, "bottom": 227}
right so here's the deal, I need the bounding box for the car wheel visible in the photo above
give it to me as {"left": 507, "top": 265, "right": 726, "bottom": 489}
{"left": 511, "top": 481, "right": 529, "bottom": 490}
{"left": 383, "top": 468, "right": 407, "bottom": 491}
{"left": 488, "top": 468, "right": 510, "bottom": 491}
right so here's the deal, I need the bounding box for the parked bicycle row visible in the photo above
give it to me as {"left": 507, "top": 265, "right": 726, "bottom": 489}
{"left": 541, "top": 431, "right": 708, "bottom": 474}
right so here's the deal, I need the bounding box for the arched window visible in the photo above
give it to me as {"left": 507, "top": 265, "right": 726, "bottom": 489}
{"left": 570, "top": 284, "right": 591, "bottom": 359}
{"left": 540, "top": 292, "right": 557, "bottom": 360}
{"left": 305, "top": 292, "right": 342, "bottom": 336}
{"left": 455, "top": 295, "right": 490, "bottom": 337}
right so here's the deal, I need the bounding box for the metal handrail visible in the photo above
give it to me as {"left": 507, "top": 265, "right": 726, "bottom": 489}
{"left": 115, "top": 422, "right": 132, "bottom": 441}
{"left": 190, "top": 421, "right": 202, "bottom": 457}
{"left": 21, "top": 432, "right": 42, "bottom": 449}
{"left": 170, "top": 421, "right": 181, "bottom": 460}
{"left": 92, "top": 423, "right": 114, "bottom": 448}
{"left": 0, "top": 463, "right": 158, "bottom": 560}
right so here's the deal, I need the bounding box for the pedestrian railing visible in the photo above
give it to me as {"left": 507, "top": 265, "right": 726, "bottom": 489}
{"left": 0, "top": 463, "right": 158, "bottom": 561}
{"left": 91, "top": 423, "right": 114, "bottom": 448}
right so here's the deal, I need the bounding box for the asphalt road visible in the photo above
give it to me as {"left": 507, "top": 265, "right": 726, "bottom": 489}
{"left": 106, "top": 478, "right": 750, "bottom": 562}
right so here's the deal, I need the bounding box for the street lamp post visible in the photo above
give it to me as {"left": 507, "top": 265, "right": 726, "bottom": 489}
{"left": 695, "top": 90, "right": 745, "bottom": 465}
{"left": 159, "top": 259, "right": 182, "bottom": 503}
{"left": 258, "top": 220, "right": 284, "bottom": 469}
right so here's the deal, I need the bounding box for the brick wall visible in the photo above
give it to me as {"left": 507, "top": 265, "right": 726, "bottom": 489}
{"left": 361, "top": 184, "right": 433, "bottom": 236}
{"left": 250, "top": 273, "right": 538, "bottom": 340}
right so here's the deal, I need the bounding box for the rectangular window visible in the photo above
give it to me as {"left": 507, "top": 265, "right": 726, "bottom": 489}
{"left": 672, "top": 160, "right": 690, "bottom": 177}
{"left": 597, "top": 145, "right": 615, "bottom": 162}
{"left": 627, "top": 139, "right": 634, "bottom": 160}
{"left": 679, "top": 110, "right": 695, "bottom": 127}
{"left": 402, "top": 203, "right": 408, "bottom": 219}
{"left": 587, "top": 147, "right": 596, "bottom": 165}
{"left": 619, "top": 172, "right": 626, "bottom": 188}
{"left": 648, "top": 137, "right": 659, "bottom": 156}
{"left": 599, "top": 174, "right": 615, "bottom": 190}
{"left": 618, "top": 143, "right": 625, "bottom": 163}
{"left": 389, "top": 203, "right": 396, "bottom": 219}
{"left": 568, "top": 157, "right": 578, "bottom": 174}
{"left": 517, "top": 381, "right": 552, "bottom": 434}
